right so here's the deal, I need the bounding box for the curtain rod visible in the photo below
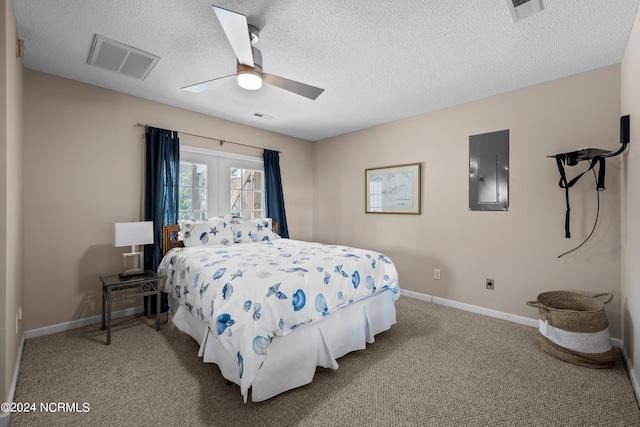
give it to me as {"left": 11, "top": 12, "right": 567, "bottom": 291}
{"left": 136, "top": 123, "right": 280, "bottom": 153}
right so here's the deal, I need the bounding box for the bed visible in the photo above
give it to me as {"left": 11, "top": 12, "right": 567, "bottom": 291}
{"left": 157, "top": 217, "right": 399, "bottom": 402}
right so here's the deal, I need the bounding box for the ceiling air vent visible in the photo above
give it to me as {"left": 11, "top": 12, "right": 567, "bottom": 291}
{"left": 506, "top": 0, "right": 543, "bottom": 22}
{"left": 87, "top": 35, "right": 160, "bottom": 81}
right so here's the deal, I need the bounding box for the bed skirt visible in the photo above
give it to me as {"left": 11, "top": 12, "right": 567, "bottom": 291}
{"left": 168, "top": 288, "right": 397, "bottom": 402}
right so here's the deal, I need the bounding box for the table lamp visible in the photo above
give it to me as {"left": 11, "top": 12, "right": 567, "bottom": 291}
{"left": 114, "top": 221, "right": 154, "bottom": 278}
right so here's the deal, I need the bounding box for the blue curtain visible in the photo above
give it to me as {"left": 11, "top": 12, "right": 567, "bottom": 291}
{"left": 144, "top": 126, "right": 180, "bottom": 271}
{"left": 263, "top": 149, "right": 289, "bottom": 238}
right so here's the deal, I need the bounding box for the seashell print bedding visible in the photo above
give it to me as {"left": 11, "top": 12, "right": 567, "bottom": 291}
{"left": 158, "top": 238, "right": 400, "bottom": 400}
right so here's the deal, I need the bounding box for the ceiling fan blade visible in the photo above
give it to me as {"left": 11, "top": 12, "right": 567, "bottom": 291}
{"left": 213, "top": 6, "right": 254, "bottom": 67}
{"left": 263, "top": 73, "right": 325, "bottom": 100}
{"left": 181, "top": 74, "right": 235, "bottom": 93}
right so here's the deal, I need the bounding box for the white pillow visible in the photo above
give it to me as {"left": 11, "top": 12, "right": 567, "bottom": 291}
{"left": 208, "top": 214, "right": 234, "bottom": 223}
{"left": 231, "top": 218, "right": 280, "bottom": 243}
{"left": 178, "top": 218, "right": 233, "bottom": 247}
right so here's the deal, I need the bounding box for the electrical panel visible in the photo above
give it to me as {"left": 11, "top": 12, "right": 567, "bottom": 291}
{"left": 469, "top": 130, "right": 509, "bottom": 211}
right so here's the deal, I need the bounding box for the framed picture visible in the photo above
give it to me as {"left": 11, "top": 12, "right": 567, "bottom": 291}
{"left": 365, "top": 163, "right": 421, "bottom": 214}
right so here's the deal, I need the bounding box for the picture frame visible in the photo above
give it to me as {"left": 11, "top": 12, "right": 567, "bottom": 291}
{"left": 365, "top": 163, "right": 421, "bottom": 214}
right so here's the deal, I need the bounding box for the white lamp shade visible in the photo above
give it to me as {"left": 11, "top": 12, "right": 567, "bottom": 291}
{"left": 114, "top": 221, "right": 154, "bottom": 247}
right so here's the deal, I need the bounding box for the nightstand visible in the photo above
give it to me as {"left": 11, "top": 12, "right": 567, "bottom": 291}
{"left": 100, "top": 271, "right": 163, "bottom": 345}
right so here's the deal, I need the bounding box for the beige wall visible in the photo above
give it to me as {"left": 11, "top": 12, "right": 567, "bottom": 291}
{"left": 12, "top": 7, "right": 638, "bottom": 399}
{"left": 621, "top": 5, "right": 640, "bottom": 398}
{"left": 1, "top": 0, "right": 8, "bottom": 404}
{"left": 313, "top": 66, "right": 624, "bottom": 337}
{"left": 7, "top": 6, "right": 640, "bottom": 405}
{"left": 1, "top": 0, "right": 24, "bottom": 403}
{"left": 22, "top": 70, "right": 313, "bottom": 330}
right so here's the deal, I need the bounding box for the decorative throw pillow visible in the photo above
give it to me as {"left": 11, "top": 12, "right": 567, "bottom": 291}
{"left": 231, "top": 218, "right": 280, "bottom": 243}
{"left": 178, "top": 218, "right": 233, "bottom": 247}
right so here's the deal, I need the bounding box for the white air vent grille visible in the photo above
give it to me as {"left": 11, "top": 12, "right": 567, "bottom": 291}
{"left": 253, "top": 112, "right": 274, "bottom": 120}
{"left": 506, "top": 0, "right": 543, "bottom": 22}
{"left": 88, "top": 35, "right": 160, "bottom": 81}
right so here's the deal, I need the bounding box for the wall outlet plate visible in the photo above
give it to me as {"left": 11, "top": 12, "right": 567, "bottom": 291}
{"left": 486, "top": 278, "right": 494, "bottom": 290}
{"left": 434, "top": 269, "right": 441, "bottom": 280}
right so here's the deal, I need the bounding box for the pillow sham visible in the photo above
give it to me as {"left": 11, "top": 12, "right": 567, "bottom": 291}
{"left": 178, "top": 218, "right": 233, "bottom": 247}
{"left": 231, "top": 218, "right": 280, "bottom": 243}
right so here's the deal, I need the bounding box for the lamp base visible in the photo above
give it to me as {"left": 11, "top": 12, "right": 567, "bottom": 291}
{"left": 119, "top": 271, "right": 146, "bottom": 280}
{"left": 121, "top": 251, "right": 144, "bottom": 278}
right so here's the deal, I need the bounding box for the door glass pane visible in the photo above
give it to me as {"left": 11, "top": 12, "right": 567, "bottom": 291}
{"left": 228, "top": 167, "right": 262, "bottom": 218}
{"left": 253, "top": 171, "right": 263, "bottom": 190}
{"left": 242, "top": 191, "right": 252, "bottom": 210}
{"left": 231, "top": 168, "right": 242, "bottom": 189}
{"left": 253, "top": 191, "right": 262, "bottom": 210}
{"left": 179, "top": 163, "right": 193, "bottom": 186}
{"left": 242, "top": 170, "right": 253, "bottom": 190}
{"left": 195, "top": 164, "right": 207, "bottom": 187}
{"left": 194, "top": 188, "right": 206, "bottom": 211}
{"left": 179, "top": 188, "right": 192, "bottom": 211}
{"left": 231, "top": 190, "right": 241, "bottom": 211}
{"left": 179, "top": 161, "right": 208, "bottom": 219}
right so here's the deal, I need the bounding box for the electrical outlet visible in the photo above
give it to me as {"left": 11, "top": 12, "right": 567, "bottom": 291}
{"left": 486, "top": 278, "right": 494, "bottom": 290}
{"left": 18, "top": 306, "right": 23, "bottom": 321}
{"left": 434, "top": 269, "right": 441, "bottom": 280}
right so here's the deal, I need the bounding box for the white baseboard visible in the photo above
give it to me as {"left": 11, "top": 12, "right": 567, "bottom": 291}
{"left": 0, "top": 332, "right": 24, "bottom": 427}
{"left": 619, "top": 343, "right": 640, "bottom": 407}
{"left": 0, "top": 407, "right": 8, "bottom": 427}
{"left": 5, "top": 294, "right": 638, "bottom": 422}
{"left": 24, "top": 306, "right": 144, "bottom": 339}
{"left": 401, "top": 288, "right": 631, "bottom": 404}
{"left": 401, "top": 289, "right": 539, "bottom": 328}
{"left": 400, "top": 289, "right": 624, "bottom": 348}
{"left": 0, "top": 306, "right": 146, "bottom": 426}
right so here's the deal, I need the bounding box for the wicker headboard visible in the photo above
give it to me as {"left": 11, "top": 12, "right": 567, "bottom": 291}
{"left": 162, "top": 224, "right": 183, "bottom": 256}
{"left": 162, "top": 220, "right": 279, "bottom": 256}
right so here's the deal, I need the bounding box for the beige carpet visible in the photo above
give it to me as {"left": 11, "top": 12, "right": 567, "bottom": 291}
{"left": 9, "top": 296, "right": 640, "bottom": 427}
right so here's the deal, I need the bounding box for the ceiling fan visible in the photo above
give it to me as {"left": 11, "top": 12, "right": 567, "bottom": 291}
{"left": 181, "top": 6, "right": 325, "bottom": 100}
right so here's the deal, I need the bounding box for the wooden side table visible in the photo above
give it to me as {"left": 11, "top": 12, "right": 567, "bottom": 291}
{"left": 100, "top": 271, "right": 163, "bottom": 345}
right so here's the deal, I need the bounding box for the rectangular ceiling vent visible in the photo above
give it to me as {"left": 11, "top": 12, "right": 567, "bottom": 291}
{"left": 87, "top": 35, "right": 160, "bottom": 81}
{"left": 506, "top": 0, "right": 543, "bottom": 22}
{"left": 253, "top": 112, "right": 274, "bottom": 120}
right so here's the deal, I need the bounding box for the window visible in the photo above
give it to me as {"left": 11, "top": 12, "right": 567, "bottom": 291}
{"left": 230, "top": 168, "right": 263, "bottom": 219}
{"left": 179, "top": 146, "right": 264, "bottom": 220}
{"left": 179, "top": 161, "right": 207, "bottom": 220}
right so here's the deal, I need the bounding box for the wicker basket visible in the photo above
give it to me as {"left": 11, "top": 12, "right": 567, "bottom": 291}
{"left": 526, "top": 291, "right": 615, "bottom": 368}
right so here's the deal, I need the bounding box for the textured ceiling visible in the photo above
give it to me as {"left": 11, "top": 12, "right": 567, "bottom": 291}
{"left": 12, "top": 0, "right": 640, "bottom": 141}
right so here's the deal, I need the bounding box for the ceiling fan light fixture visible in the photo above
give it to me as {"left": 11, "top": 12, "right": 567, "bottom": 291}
{"left": 237, "top": 68, "right": 262, "bottom": 90}
{"left": 186, "top": 8, "right": 324, "bottom": 99}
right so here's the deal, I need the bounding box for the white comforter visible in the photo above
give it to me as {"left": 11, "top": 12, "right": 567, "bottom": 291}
{"left": 158, "top": 239, "right": 399, "bottom": 399}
